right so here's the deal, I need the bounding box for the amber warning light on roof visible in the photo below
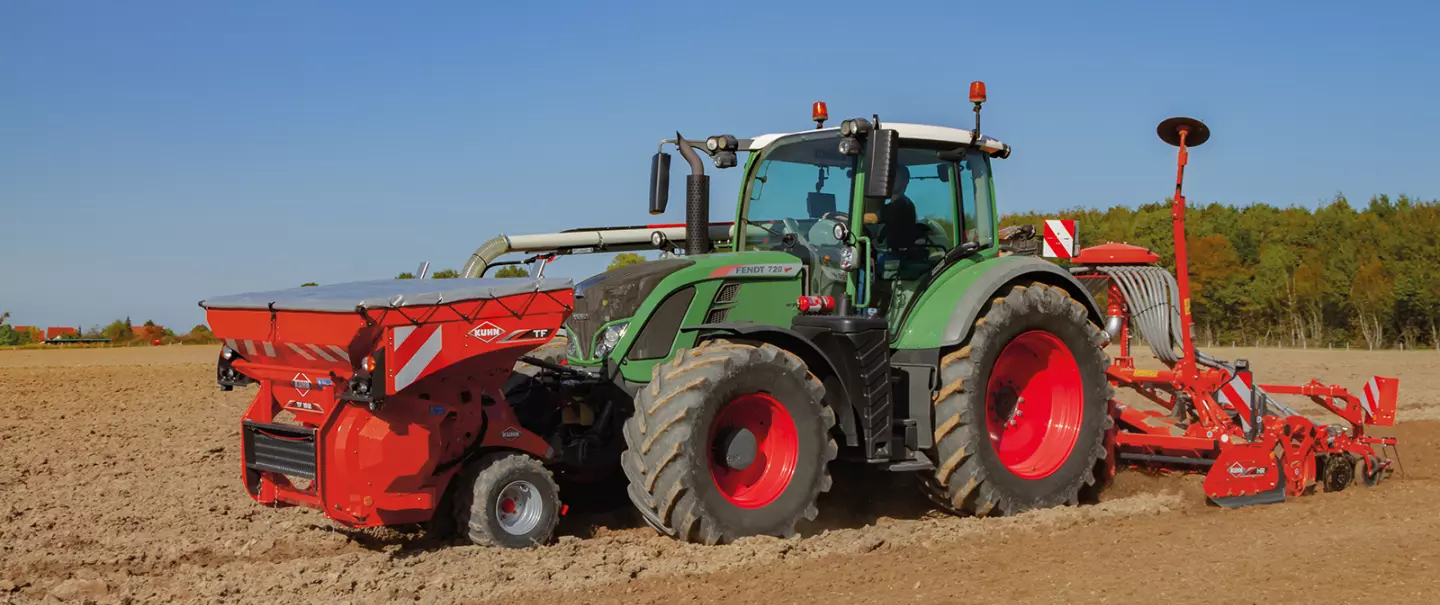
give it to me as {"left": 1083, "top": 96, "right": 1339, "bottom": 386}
{"left": 969, "top": 81, "right": 987, "bottom": 104}
{"left": 812, "top": 101, "right": 828, "bottom": 128}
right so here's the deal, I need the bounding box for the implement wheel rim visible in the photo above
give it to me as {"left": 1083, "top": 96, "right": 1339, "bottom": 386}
{"left": 709, "top": 393, "right": 799, "bottom": 508}
{"left": 985, "top": 330, "right": 1084, "bottom": 479}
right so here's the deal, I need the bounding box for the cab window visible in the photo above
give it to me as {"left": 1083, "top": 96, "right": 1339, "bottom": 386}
{"left": 865, "top": 147, "right": 961, "bottom": 269}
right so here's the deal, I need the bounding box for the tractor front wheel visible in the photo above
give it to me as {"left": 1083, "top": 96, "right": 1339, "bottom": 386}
{"left": 622, "top": 340, "right": 837, "bottom": 544}
{"left": 925, "top": 282, "right": 1112, "bottom": 515}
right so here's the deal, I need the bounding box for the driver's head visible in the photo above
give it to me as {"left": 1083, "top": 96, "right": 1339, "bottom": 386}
{"left": 893, "top": 164, "right": 911, "bottom": 197}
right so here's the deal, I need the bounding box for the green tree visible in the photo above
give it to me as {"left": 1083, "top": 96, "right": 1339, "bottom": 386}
{"left": 494, "top": 265, "right": 530, "bottom": 278}
{"left": 430, "top": 268, "right": 460, "bottom": 279}
{"left": 102, "top": 319, "right": 133, "bottom": 342}
{"left": 301, "top": 282, "right": 319, "bottom": 287}
{"left": 608, "top": 253, "right": 647, "bottom": 271}
{"left": 395, "top": 272, "right": 415, "bottom": 279}
{"left": 184, "top": 324, "right": 218, "bottom": 344}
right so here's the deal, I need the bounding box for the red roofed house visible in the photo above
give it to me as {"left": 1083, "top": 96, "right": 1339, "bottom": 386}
{"left": 46, "top": 327, "right": 79, "bottom": 340}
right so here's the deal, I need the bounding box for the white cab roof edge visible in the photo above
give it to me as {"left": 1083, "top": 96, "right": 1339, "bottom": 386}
{"left": 744, "top": 122, "right": 1009, "bottom": 154}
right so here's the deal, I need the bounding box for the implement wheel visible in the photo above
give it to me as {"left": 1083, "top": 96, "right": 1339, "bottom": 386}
{"left": 622, "top": 340, "right": 837, "bottom": 544}
{"left": 924, "top": 282, "right": 1112, "bottom": 515}
{"left": 454, "top": 453, "right": 561, "bottom": 548}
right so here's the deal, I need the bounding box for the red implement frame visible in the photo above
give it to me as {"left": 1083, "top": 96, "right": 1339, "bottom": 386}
{"left": 1074, "top": 118, "right": 1400, "bottom": 506}
{"left": 207, "top": 287, "right": 573, "bottom": 527}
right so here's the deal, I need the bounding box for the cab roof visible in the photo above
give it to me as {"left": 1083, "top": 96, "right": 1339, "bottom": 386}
{"left": 743, "top": 122, "right": 1010, "bottom": 156}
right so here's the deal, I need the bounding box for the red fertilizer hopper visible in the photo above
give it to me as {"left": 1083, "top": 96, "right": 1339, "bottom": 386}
{"left": 201, "top": 278, "right": 573, "bottom": 545}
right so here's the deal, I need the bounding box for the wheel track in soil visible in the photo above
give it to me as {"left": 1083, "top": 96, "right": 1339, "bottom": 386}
{"left": 1, "top": 346, "right": 1437, "bottom": 604}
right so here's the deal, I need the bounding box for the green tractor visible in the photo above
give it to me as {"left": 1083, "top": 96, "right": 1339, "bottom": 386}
{"left": 462, "top": 84, "right": 1112, "bottom": 545}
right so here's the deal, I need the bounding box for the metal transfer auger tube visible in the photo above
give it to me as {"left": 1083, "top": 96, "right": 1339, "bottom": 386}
{"left": 674, "top": 133, "right": 711, "bottom": 255}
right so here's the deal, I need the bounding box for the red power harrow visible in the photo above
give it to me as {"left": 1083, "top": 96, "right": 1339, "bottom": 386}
{"left": 1064, "top": 118, "right": 1400, "bottom": 506}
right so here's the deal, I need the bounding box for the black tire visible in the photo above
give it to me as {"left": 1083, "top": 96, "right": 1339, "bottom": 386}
{"left": 924, "top": 282, "right": 1112, "bottom": 515}
{"left": 454, "top": 453, "right": 562, "bottom": 548}
{"left": 621, "top": 340, "right": 837, "bottom": 544}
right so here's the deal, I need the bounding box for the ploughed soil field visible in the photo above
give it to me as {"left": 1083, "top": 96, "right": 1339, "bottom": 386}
{"left": 2, "top": 346, "right": 1439, "bottom": 604}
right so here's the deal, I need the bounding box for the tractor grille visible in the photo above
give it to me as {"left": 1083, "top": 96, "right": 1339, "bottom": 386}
{"left": 715, "top": 283, "right": 741, "bottom": 303}
{"left": 243, "top": 420, "right": 317, "bottom": 479}
{"left": 705, "top": 308, "right": 730, "bottom": 324}
{"left": 569, "top": 259, "right": 694, "bottom": 358}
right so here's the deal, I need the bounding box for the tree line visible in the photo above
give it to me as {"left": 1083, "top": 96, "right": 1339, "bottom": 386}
{"left": 0, "top": 313, "right": 218, "bottom": 347}
{"left": 1003, "top": 194, "right": 1440, "bottom": 349}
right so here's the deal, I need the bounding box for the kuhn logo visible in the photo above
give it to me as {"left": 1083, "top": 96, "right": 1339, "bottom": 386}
{"left": 292, "top": 372, "right": 313, "bottom": 397}
{"left": 468, "top": 321, "right": 504, "bottom": 343}
{"left": 500, "top": 426, "right": 522, "bottom": 441}
{"left": 1228, "top": 462, "right": 1266, "bottom": 478}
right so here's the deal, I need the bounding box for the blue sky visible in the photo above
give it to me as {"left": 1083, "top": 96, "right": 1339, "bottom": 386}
{"left": 2, "top": 0, "right": 1436, "bottom": 330}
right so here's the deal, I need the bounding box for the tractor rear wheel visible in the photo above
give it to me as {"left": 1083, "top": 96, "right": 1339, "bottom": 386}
{"left": 621, "top": 340, "right": 837, "bottom": 544}
{"left": 924, "top": 282, "right": 1112, "bottom": 515}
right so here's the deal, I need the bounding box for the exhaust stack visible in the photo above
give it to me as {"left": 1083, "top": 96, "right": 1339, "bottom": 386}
{"left": 674, "top": 133, "right": 711, "bottom": 255}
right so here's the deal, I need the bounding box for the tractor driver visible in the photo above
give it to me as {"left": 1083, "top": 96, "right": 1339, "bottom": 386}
{"left": 865, "top": 164, "right": 925, "bottom": 255}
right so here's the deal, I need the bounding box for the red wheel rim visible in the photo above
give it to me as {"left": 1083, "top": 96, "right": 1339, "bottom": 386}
{"left": 708, "top": 393, "right": 799, "bottom": 508}
{"left": 984, "top": 330, "right": 1084, "bottom": 479}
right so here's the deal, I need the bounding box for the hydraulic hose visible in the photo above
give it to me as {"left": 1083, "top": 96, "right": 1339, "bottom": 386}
{"left": 1100, "top": 265, "right": 1302, "bottom": 419}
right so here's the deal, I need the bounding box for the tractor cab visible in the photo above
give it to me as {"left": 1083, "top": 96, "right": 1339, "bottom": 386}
{"left": 732, "top": 122, "right": 1008, "bottom": 323}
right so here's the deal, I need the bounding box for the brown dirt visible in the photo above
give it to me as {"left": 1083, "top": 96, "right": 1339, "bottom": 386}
{"left": 2, "top": 346, "right": 1439, "bottom": 604}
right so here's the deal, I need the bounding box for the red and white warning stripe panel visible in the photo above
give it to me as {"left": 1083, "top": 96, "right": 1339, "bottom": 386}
{"left": 1215, "top": 374, "right": 1255, "bottom": 432}
{"left": 1360, "top": 376, "right": 1398, "bottom": 425}
{"left": 1361, "top": 377, "right": 1380, "bottom": 416}
{"left": 223, "top": 338, "right": 349, "bottom": 363}
{"left": 1042, "top": 220, "right": 1078, "bottom": 259}
{"left": 391, "top": 324, "right": 444, "bottom": 391}
{"left": 387, "top": 320, "right": 562, "bottom": 393}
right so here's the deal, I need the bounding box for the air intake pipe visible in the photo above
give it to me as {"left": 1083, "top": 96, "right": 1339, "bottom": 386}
{"left": 674, "top": 133, "right": 711, "bottom": 255}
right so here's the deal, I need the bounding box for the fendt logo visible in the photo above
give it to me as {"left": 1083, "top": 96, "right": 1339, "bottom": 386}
{"left": 467, "top": 321, "right": 504, "bottom": 343}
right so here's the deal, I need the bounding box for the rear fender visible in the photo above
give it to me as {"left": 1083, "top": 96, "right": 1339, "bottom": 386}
{"left": 892, "top": 255, "right": 1103, "bottom": 350}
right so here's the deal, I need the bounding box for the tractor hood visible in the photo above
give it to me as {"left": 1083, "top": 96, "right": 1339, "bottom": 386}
{"left": 567, "top": 258, "right": 694, "bottom": 359}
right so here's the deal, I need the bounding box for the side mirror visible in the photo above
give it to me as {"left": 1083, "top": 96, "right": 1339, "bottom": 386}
{"left": 863, "top": 129, "right": 898, "bottom": 199}
{"left": 649, "top": 152, "right": 671, "bottom": 215}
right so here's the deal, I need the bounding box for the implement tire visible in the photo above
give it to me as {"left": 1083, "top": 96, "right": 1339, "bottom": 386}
{"left": 621, "top": 340, "right": 837, "bottom": 544}
{"left": 454, "top": 453, "right": 561, "bottom": 548}
{"left": 924, "top": 282, "right": 1112, "bottom": 515}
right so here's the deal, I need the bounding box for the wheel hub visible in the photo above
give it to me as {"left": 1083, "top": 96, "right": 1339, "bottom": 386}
{"left": 715, "top": 427, "right": 759, "bottom": 471}
{"left": 708, "top": 392, "right": 799, "bottom": 509}
{"left": 495, "top": 480, "right": 544, "bottom": 536}
{"left": 984, "top": 330, "right": 1084, "bottom": 479}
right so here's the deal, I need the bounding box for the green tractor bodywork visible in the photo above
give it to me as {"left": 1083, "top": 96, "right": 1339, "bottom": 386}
{"left": 560, "top": 119, "right": 1103, "bottom": 460}
{"left": 567, "top": 125, "right": 1094, "bottom": 380}
{"left": 500, "top": 105, "right": 1114, "bottom": 545}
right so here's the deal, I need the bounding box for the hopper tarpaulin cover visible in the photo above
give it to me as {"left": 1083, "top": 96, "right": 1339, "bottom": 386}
{"left": 200, "top": 277, "right": 573, "bottom": 312}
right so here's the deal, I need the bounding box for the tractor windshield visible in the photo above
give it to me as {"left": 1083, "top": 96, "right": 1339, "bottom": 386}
{"left": 740, "top": 134, "right": 855, "bottom": 296}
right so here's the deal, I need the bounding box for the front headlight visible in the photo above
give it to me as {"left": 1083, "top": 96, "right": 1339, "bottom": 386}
{"left": 593, "top": 322, "right": 629, "bottom": 359}
{"left": 566, "top": 331, "right": 581, "bottom": 358}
